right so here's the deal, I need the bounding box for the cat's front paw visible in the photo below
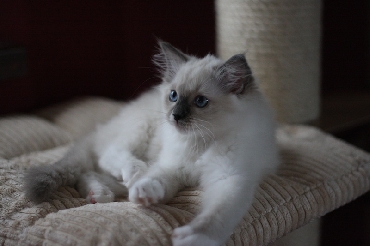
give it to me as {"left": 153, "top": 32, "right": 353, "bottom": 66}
{"left": 129, "top": 177, "right": 165, "bottom": 206}
{"left": 122, "top": 160, "right": 147, "bottom": 187}
{"left": 172, "top": 226, "right": 219, "bottom": 246}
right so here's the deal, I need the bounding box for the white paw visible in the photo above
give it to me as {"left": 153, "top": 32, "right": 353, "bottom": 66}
{"left": 129, "top": 178, "right": 165, "bottom": 206}
{"left": 172, "top": 226, "right": 219, "bottom": 246}
{"left": 121, "top": 160, "right": 147, "bottom": 187}
{"left": 86, "top": 188, "right": 114, "bottom": 204}
{"left": 98, "top": 147, "right": 148, "bottom": 183}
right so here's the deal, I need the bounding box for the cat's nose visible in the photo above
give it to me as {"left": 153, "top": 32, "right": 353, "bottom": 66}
{"left": 172, "top": 102, "right": 190, "bottom": 122}
{"left": 172, "top": 113, "right": 181, "bottom": 121}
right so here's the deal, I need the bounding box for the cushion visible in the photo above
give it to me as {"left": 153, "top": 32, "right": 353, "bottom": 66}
{"left": 0, "top": 116, "right": 71, "bottom": 159}
{"left": 1, "top": 97, "right": 369, "bottom": 245}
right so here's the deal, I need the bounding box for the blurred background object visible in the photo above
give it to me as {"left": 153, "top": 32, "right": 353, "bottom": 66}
{"left": 216, "top": 0, "right": 321, "bottom": 124}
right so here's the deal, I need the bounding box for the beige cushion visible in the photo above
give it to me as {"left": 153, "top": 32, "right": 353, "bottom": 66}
{"left": 0, "top": 116, "right": 71, "bottom": 159}
{"left": 1, "top": 97, "right": 369, "bottom": 245}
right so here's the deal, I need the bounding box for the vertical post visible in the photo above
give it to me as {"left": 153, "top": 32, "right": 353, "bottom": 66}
{"left": 216, "top": 0, "right": 321, "bottom": 124}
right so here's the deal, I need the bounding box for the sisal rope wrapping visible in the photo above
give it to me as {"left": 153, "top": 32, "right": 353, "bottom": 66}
{"left": 216, "top": 0, "right": 321, "bottom": 124}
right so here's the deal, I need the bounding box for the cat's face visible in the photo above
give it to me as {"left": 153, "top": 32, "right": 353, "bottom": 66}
{"left": 161, "top": 57, "right": 231, "bottom": 136}
{"left": 155, "top": 42, "right": 254, "bottom": 138}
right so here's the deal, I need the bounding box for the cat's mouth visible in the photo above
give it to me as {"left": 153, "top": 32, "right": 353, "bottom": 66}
{"left": 170, "top": 119, "right": 190, "bottom": 133}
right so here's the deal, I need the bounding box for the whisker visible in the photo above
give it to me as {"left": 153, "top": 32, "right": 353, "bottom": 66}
{"left": 191, "top": 117, "right": 214, "bottom": 126}
{"left": 127, "top": 76, "right": 157, "bottom": 100}
{"left": 196, "top": 123, "right": 215, "bottom": 141}
{"left": 189, "top": 117, "right": 216, "bottom": 143}
{"left": 194, "top": 123, "right": 207, "bottom": 149}
{"left": 190, "top": 124, "right": 199, "bottom": 154}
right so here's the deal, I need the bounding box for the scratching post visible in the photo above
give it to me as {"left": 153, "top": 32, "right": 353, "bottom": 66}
{"left": 216, "top": 0, "right": 321, "bottom": 124}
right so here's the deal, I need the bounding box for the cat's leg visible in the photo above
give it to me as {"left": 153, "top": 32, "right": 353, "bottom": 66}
{"left": 77, "top": 172, "right": 127, "bottom": 204}
{"left": 98, "top": 144, "right": 149, "bottom": 187}
{"left": 85, "top": 186, "right": 114, "bottom": 204}
{"left": 128, "top": 167, "right": 181, "bottom": 206}
{"left": 172, "top": 172, "right": 256, "bottom": 246}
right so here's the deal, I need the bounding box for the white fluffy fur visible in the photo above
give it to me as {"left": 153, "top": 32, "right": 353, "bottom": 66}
{"left": 25, "top": 42, "right": 278, "bottom": 246}
{"left": 93, "top": 44, "right": 278, "bottom": 245}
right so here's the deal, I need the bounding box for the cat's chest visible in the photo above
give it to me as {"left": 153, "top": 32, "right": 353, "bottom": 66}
{"left": 159, "top": 135, "right": 208, "bottom": 169}
{"left": 145, "top": 128, "right": 163, "bottom": 162}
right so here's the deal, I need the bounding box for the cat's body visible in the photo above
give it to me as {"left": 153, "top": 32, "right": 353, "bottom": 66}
{"left": 25, "top": 42, "right": 279, "bottom": 246}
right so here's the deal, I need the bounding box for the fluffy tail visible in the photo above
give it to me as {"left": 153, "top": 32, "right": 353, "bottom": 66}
{"left": 24, "top": 135, "right": 95, "bottom": 203}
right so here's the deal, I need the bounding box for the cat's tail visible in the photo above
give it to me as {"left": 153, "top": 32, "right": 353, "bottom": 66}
{"left": 24, "top": 134, "right": 96, "bottom": 204}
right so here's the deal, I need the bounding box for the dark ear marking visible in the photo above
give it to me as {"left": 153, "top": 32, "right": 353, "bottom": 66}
{"left": 215, "top": 54, "right": 253, "bottom": 94}
{"left": 153, "top": 40, "right": 189, "bottom": 82}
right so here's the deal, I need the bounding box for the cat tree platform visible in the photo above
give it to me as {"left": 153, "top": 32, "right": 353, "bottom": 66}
{"left": 1, "top": 97, "right": 370, "bottom": 245}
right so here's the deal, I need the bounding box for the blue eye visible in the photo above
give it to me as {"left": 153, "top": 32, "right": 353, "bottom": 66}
{"left": 169, "top": 90, "right": 178, "bottom": 102}
{"left": 194, "top": 95, "right": 209, "bottom": 108}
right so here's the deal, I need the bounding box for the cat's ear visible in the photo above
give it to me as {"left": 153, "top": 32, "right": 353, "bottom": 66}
{"left": 215, "top": 54, "right": 253, "bottom": 94}
{"left": 153, "top": 41, "right": 189, "bottom": 82}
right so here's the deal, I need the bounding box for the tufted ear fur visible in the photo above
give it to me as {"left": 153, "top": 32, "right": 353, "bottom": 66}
{"left": 215, "top": 54, "right": 253, "bottom": 94}
{"left": 153, "top": 41, "right": 189, "bottom": 82}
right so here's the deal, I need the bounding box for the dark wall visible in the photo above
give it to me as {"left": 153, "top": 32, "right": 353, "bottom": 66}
{"left": 2, "top": 0, "right": 370, "bottom": 115}
{"left": 322, "top": 0, "right": 370, "bottom": 94}
{"left": 0, "top": 1, "right": 215, "bottom": 115}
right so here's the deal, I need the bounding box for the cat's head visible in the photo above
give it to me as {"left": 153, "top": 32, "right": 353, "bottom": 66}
{"left": 154, "top": 41, "right": 257, "bottom": 137}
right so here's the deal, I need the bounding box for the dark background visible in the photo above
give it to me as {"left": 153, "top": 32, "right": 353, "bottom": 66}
{"left": 0, "top": 1, "right": 216, "bottom": 115}
{"left": 1, "top": 1, "right": 370, "bottom": 115}
{"left": 322, "top": 0, "right": 370, "bottom": 93}
{"left": 1, "top": 1, "right": 370, "bottom": 116}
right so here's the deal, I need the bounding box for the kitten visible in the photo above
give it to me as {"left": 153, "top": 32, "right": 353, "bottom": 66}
{"left": 24, "top": 41, "right": 279, "bottom": 246}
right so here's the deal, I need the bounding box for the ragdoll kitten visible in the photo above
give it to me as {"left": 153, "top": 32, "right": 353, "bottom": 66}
{"left": 24, "top": 41, "right": 279, "bottom": 246}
